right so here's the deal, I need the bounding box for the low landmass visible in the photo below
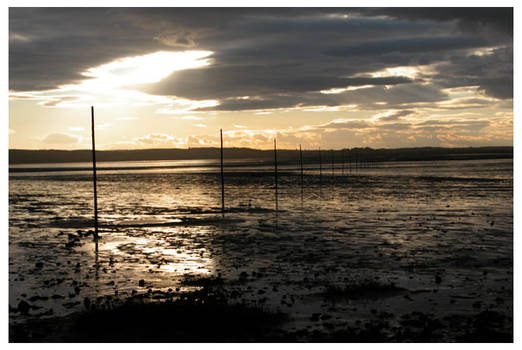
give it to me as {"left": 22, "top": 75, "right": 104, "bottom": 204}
{"left": 9, "top": 146, "right": 513, "bottom": 165}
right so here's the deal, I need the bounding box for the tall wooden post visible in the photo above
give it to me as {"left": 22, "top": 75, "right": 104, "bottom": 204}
{"left": 299, "top": 144, "right": 304, "bottom": 187}
{"left": 319, "top": 147, "right": 322, "bottom": 184}
{"left": 299, "top": 144, "right": 304, "bottom": 209}
{"left": 274, "top": 138, "right": 278, "bottom": 212}
{"left": 91, "top": 106, "right": 99, "bottom": 240}
{"left": 220, "top": 129, "right": 225, "bottom": 215}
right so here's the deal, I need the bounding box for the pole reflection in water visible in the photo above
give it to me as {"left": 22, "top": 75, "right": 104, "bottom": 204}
{"left": 94, "top": 237, "right": 99, "bottom": 281}
{"left": 300, "top": 186, "right": 304, "bottom": 211}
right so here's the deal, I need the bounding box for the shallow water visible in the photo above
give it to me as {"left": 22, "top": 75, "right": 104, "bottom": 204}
{"left": 9, "top": 158, "right": 513, "bottom": 335}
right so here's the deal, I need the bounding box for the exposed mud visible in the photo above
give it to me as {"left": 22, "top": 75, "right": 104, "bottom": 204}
{"left": 9, "top": 159, "right": 513, "bottom": 342}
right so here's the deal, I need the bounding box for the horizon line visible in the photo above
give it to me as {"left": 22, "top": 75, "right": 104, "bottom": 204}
{"left": 8, "top": 145, "right": 514, "bottom": 152}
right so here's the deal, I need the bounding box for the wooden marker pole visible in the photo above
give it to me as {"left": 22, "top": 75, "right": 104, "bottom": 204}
{"left": 91, "top": 106, "right": 99, "bottom": 240}
{"left": 299, "top": 144, "right": 304, "bottom": 209}
{"left": 299, "top": 144, "right": 304, "bottom": 187}
{"left": 274, "top": 138, "right": 278, "bottom": 212}
{"left": 220, "top": 129, "right": 225, "bottom": 215}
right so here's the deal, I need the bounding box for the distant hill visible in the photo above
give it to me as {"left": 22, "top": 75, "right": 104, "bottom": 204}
{"left": 9, "top": 146, "right": 513, "bottom": 165}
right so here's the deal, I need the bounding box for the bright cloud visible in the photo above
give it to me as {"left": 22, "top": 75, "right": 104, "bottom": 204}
{"left": 365, "top": 65, "right": 438, "bottom": 80}
{"left": 8, "top": 50, "right": 217, "bottom": 112}
{"left": 82, "top": 51, "right": 212, "bottom": 87}
{"left": 320, "top": 85, "right": 375, "bottom": 94}
{"left": 43, "top": 133, "right": 80, "bottom": 145}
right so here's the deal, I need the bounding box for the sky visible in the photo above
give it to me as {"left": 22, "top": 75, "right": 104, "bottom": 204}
{"left": 8, "top": 7, "right": 513, "bottom": 150}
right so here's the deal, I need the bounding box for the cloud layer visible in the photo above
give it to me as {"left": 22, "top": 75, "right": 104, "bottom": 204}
{"left": 10, "top": 8, "right": 512, "bottom": 105}
{"left": 9, "top": 8, "right": 513, "bottom": 150}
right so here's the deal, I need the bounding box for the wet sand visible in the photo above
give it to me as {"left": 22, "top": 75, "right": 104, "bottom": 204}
{"left": 9, "top": 159, "right": 513, "bottom": 342}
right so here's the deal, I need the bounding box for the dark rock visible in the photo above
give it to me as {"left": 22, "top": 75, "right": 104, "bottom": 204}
{"left": 472, "top": 301, "right": 482, "bottom": 309}
{"left": 29, "top": 295, "right": 49, "bottom": 302}
{"left": 17, "top": 300, "right": 30, "bottom": 315}
{"left": 37, "top": 308, "right": 54, "bottom": 317}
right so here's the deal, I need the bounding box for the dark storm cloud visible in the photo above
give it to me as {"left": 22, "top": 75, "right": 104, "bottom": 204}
{"left": 325, "top": 37, "right": 488, "bottom": 57}
{"left": 9, "top": 8, "right": 170, "bottom": 90}
{"left": 143, "top": 67, "right": 412, "bottom": 99}
{"left": 10, "top": 7, "right": 512, "bottom": 107}
{"left": 138, "top": 8, "right": 510, "bottom": 105}
{"left": 361, "top": 7, "right": 513, "bottom": 36}
{"left": 434, "top": 46, "right": 513, "bottom": 99}
{"left": 196, "top": 83, "right": 449, "bottom": 112}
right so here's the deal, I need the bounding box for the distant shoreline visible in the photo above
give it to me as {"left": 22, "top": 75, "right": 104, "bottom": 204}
{"left": 9, "top": 146, "right": 513, "bottom": 165}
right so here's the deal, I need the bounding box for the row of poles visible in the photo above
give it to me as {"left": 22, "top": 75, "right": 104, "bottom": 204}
{"left": 90, "top": 107, "right": 374, "bottom": 236}
{"left": 218, "top": 129, "right": 373, "bottom": 216}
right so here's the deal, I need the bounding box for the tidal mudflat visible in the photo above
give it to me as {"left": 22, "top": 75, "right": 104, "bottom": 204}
{"left": 9, "top": 159, "right": 513, "bottom": 342}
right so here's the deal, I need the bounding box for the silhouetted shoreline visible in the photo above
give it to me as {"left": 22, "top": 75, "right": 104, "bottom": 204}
{"left": 9, "top": 146, "right": 513, "bottom": 165}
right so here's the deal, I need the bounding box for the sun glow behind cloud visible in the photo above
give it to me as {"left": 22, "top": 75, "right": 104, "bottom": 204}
{"left": 81, "top": 51, "right": 212, "bottom": 88}
{"left": 9, "top": 50, "right": 217, "bottom": 110}
{"left": 366, "top": 65, "right": 437, "bottom": 80}
{"left": 320, "top": 85, "right": 375, "bottom": 94}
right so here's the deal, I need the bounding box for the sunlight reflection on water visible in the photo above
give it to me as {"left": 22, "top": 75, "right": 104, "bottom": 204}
{"left": 9, "top": 158, "right": 513, "bottom": 324}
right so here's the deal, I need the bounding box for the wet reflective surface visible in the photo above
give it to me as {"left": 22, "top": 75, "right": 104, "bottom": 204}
{"left": 9, "top": 158, "right": 513, "bottom": 336}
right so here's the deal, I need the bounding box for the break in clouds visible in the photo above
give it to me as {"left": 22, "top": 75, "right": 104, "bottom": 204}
{"left": 9, "top": 7, "right": 513, "bottom": 149}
